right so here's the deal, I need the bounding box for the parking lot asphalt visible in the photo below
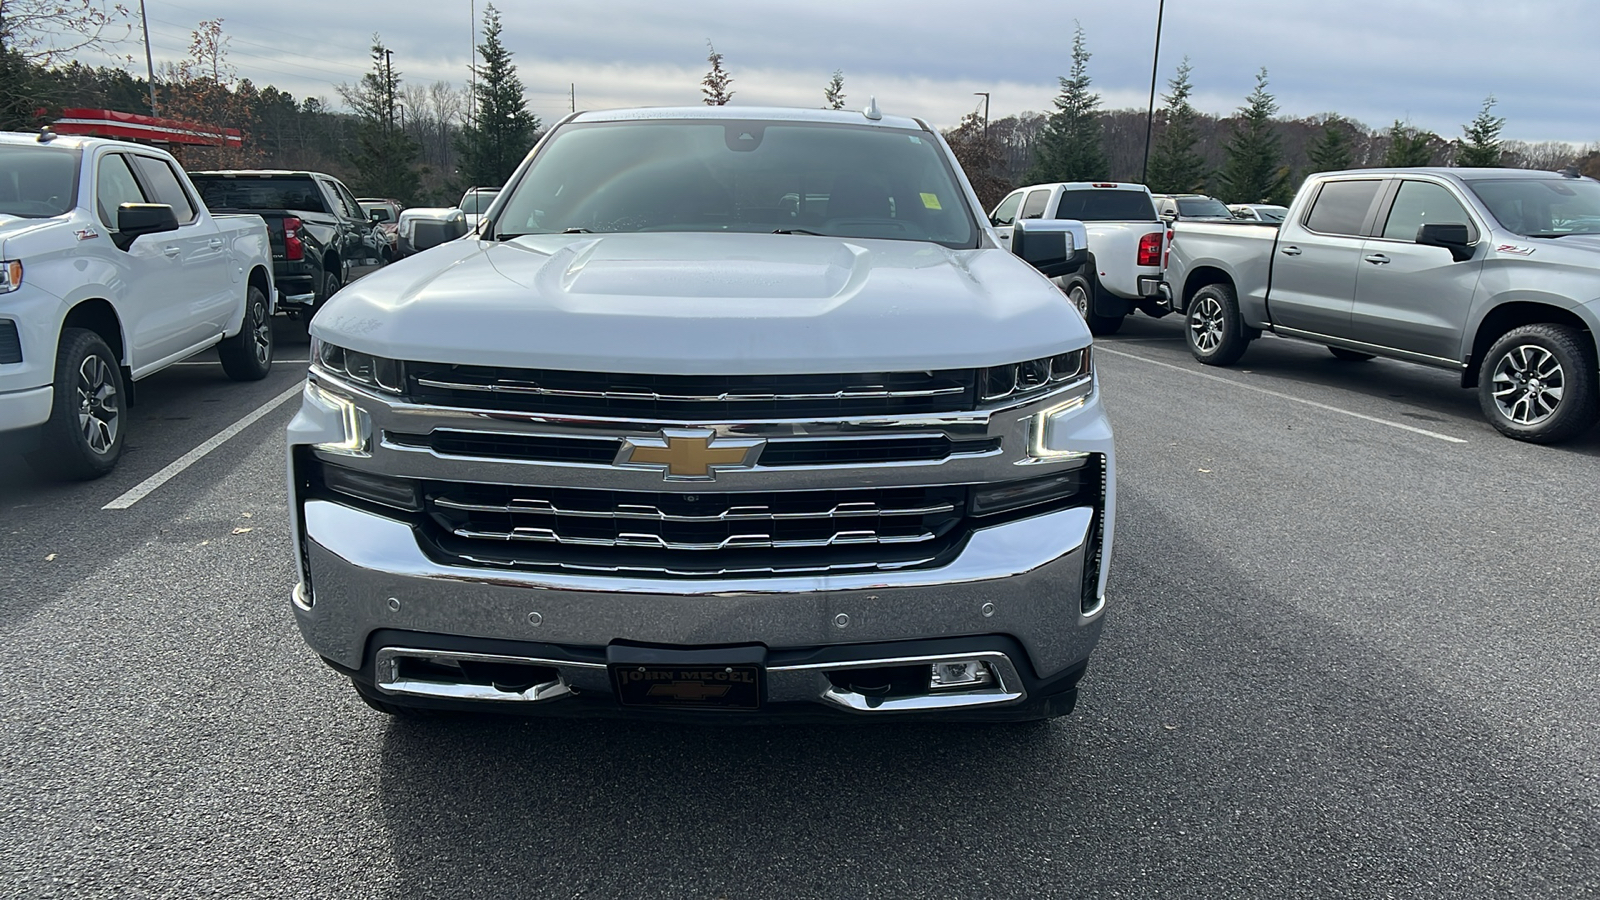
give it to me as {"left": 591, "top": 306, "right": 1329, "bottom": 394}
{"left": 1, "top": 313, "right": 1596, "bottom": 898}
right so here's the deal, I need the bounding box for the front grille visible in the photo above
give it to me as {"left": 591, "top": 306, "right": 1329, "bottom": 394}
{"left": 0, "top": 321, "right": 20, "bottom": 365}
{"left": 423, "top": 482, "right": 968, "bottom": 576}
{"left": 388, "top": 429, "right": 1000, "bottom": 468}
{"left": 405, "top": 365, "right": 977, "bottom": 419}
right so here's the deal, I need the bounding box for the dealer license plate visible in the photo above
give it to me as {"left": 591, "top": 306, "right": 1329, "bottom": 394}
{"left": 611, "top": 664, "right": 762, "bottom": 710}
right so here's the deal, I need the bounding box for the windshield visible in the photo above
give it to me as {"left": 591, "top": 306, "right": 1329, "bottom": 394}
{"left": 0, "top": 145, "right": 80, "bottom": 218}
{"left": 1242, "top": 206, "right": 1287, "bottom": 222}
{"left": 1178, "top": 197, "right": 1233, "bottom": 218}
{"left": 460, "top": 191, "right": 498, "bottom": 214}
{"left": 1468, "top": 178, "right": 1600, "bottom": 237}
{"left": 493, "top": 120, "right": 978, "bottom": 248}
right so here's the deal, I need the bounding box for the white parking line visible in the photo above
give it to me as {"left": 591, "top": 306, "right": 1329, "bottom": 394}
{"left": 1096, "top": 346, "right": 1469, "bottom": 444}
{"left": 103, "top": 381, "right": 305, "bottom": 510}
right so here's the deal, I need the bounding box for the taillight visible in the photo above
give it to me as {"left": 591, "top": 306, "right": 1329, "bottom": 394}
{"left": 1165, "top": 227, "right": 1173, "bottom": 268}
{"left": 1137, "top": 231, "right": 1162, "bottom": 267}
{"left": 283, "top": 216, "right": 304, "bottom": 261}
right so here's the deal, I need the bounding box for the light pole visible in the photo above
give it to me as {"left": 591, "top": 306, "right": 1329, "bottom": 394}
{"left": 139, "top": 0, "right": 157, "bottom": 116}
{"left": 383, "top": 49, "right": 397, "bottom": 132}
{"left": 973, "top": 91, "right": 990, "bottom": 140}
{"left": 1140, "top": 0, "right": 1167, "bottom": 185}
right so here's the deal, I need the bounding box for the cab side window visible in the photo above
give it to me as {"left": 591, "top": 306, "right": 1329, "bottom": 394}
{"left": 1020, "top": 189, "right": 1049, "bottom": 220}
{"left": 1303, "top": 180, "right": 1383, "bottom": 236}
{"left": 990, "top": 192, "right": 1023, "bottom": 227}
{"left": 96, "top": 154, "right": 148, "bottom": 229}
{"left": 128, "top": 155, "right": 197, "bottom": 224}
{"left": 1381, "top": 181, "right": 1473, "bottom": 242}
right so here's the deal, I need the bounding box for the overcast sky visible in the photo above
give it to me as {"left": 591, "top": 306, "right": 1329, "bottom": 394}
{"left": 102, "top": 0, "right": 1599, "bottom": 146}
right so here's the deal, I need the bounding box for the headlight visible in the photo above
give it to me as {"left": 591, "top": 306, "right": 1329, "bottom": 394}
{"left": 311, "top": 337, "right": 405, "bottom": 394}
{"left": 0, "top": 260, "right": 21, "bottom": 293}
{"left": 980, "top": 347, "right": 1092, "bottom": 403}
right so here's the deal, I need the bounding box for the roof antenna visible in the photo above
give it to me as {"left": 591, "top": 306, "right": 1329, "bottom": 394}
{"left": 1560, "top": 161, "right": 1580, "bottom": 179}
{"left": 37, "top": 125, "right": 56, "bottom": 143}
{"left": 863, "top": 96, "right": 882, "bottom": 121}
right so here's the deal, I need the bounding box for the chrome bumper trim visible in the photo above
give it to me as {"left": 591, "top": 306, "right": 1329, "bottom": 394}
{"left": 295, "top": 499, "right": 1102, "bottom": 679}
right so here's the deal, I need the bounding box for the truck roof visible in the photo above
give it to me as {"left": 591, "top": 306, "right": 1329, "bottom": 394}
{"left": 190, "top": 169, "right": 331, "bottom": 178}
{"left": 570, "top": 105, "right": 930, "bottom": 133}
{"left": 1314, "top": 166, "right": 1593, "bottom": 183}
{"left": 0, "top": 130, "right": 151, "bottom": 152}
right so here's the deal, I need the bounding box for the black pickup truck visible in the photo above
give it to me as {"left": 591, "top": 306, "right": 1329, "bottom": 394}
{"left": 190, "top": 170, "right": 386, "bottom": 316}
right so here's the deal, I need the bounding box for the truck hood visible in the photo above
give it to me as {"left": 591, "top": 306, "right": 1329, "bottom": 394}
{"left": 312, "top": 233, "right": 1088, "bottom": 374}
{"left": 0, "top": 214, "right": 61, "bottom": 251}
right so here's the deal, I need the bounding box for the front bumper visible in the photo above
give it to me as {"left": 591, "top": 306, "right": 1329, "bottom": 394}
{"left": 296, "top": 497, "right": 1105, "bottom": 715}
{"left": 0, "top": 385, "right": 52, "bottom": 434}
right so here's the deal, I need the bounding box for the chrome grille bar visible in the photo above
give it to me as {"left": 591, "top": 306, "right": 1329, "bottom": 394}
{"left": 414, "top": 377, "right": 966, "bottom": 403}
{"left": 456, "top": 553, "right": 938, "bottom": 577}
{"left": 453, "top": 526, "right": 938, "bottom": 551}
{"left": 432, "top": 495, "right": 956, "bottom": 521}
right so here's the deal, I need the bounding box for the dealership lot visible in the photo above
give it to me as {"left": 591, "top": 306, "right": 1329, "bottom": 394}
{"left": 1, "top": 316, "right": 1596, "bottom": 897}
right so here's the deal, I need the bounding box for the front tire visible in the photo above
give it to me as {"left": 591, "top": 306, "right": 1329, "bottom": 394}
{"left": 312, "top": 269, "right": 342, "bottom": 320}
{"left": 217, "top": 285, "right": 273, "bottom": 381}
{"left": 26, "top": 328, "right": 127, "bottom": 480}
{"left": 1185, "top": 283, "right": 1252, "bottom": 366}
{"left": 1477, "top": 324, "right": 1599, "bottom": 443}
{"left": 1065, "top": 279, "right": 1125, "bottom": 336}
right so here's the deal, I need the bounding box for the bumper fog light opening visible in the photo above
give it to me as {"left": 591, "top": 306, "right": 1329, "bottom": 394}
{"left": 929, "top": 659, "right": 994, "bottom": 690}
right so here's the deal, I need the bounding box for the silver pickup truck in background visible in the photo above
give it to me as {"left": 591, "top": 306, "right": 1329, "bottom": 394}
{"left": 287, "top": 105, "right": 1112, "bottom": 722}
{"left": 1164, "top": 167, "right": 1600, "bottom": 442}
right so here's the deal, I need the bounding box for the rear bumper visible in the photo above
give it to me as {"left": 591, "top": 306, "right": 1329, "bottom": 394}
{"left": 294, "top": 497, "right": 1107, "bottom": 717}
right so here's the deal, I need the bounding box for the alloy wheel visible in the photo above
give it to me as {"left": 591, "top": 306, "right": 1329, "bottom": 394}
{"left": 251, "top": 297, "right": 272, "bottom": 366}
{"left": 1069, "top": 285, "right": 1090, "bottom": 319}
{"left": 1491, "top": 344, "right": 1565, "bottom": 425}
{"left": 76, "top": 355, "right": 119, "bottom": 455}
{"left": 1190, "top": 297, "right": 1225, "bottom": 353}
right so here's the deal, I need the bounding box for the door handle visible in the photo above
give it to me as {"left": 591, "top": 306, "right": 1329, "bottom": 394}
{"left": 207, "top": 238, "right": 224, "bottom": 249}
{"left": 162, "top": 245, "right": 181, "bottom": 257}
{"left": 1364, "top": 253, "right": 1390, "bottom": 265}
{"left": 1279, "top": 246, "right": 1302, "bottom": 256}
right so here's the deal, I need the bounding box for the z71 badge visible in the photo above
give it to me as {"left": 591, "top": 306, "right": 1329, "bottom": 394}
{"left": 1496, "top": 244, "right": 1535, "bottom": 256}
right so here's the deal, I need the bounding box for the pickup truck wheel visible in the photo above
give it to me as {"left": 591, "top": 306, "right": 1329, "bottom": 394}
{"left": 26, "top": 328, "right": 126, "bottom": 480}
{"left": 1478, "top": 324, "right": 1599, "bottom": 443}
{"left": 1328, "top": 347, "right": 1375, "bottom": 362}
{"left": 1185, "top": 284, "right": 1251, "bottom": 366}
{"left": 313, "top": 270, "right": 342, "bottom": 318}
{"left": 217, "top": 285, "right": 274, "bottom": 381}
{"left": 1066, "top": 281, "right": 1124, "bottom": 336}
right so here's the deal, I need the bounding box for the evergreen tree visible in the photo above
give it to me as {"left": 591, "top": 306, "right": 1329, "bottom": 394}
{"left": 341, "top": 37, "right": 422, "bottom": 202}
{"left": 1145, "top": 57, "right": 1207, "bottom": 193}
{"left": 1456, "top": 95, "right": 1505, "bottom": 167}
{"left": 1306, "top": 117, "right": 1354, "bottom": 173}
{"left": 823, "top": 69, "right": 845, "bottom": 111}
{"left": 456, "top": 4, "right": 539, "bottom": 188}
{"left": 701, "top": 41, "right": 733, "bottom": 106}
{"left": 1383, "top": 119, "right": 1435, "bottom": 167}
{"left": 1216, "top": 68, "right": 1289, "bottom": 204}
{"left": 1026, "top": 23, "right": 1107, "bottom": 183}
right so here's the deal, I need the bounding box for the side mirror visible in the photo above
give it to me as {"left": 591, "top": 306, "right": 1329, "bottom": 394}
{"left": 1011, "top": 218, "right": 1088, "bottom": 279}
{"left": 369, "top": 209, "right": 384, "bottom": 222}
{"left": 404, "top": 208, "right": 470, "bottom": 253}
{"left": 114, "top": 203, "right": 179, "bottom": 250}
{"left": 1417, "top": 222, "right": 1474, "bottom": 262}
{"left": 1160, "top": 210, "right": 1177, "bottom": 223}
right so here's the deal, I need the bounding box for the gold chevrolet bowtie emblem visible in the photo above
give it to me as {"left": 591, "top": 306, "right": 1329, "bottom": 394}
{"left": 616, "top": 428, "right": 764, "bottom": 481}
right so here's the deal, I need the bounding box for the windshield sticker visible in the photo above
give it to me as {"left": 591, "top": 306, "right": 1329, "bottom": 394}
{"left": 921, "top": 193, "right": 942, "bottom": 210}
{"left": 1496, "top": 244, "right": 1535, "bottom": 256}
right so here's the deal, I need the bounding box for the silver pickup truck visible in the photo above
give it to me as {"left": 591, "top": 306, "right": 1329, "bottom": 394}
{"left": 1164, "top": 167, "right": 1600, "bottom": 442}
{"left": 286, "top": 105, "right": 1113, "bottom": 722}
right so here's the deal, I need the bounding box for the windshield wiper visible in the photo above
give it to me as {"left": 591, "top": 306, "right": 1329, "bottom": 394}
{"left": 773, "top": 228, "right": 826, "bottom": 236}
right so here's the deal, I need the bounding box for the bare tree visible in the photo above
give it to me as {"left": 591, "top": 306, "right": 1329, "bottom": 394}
{"left": 0, "top": 0, "right": 130, "bottom": 64}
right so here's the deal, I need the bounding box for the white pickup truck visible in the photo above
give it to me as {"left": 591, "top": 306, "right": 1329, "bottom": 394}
{"left": 0, "top": 131, "right": 277, "bottom": 478}
{"left": 990, "top": 182, "right": 1167, "bottom": 335}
